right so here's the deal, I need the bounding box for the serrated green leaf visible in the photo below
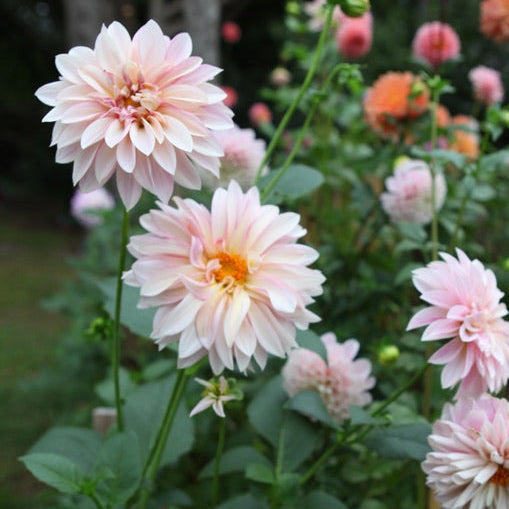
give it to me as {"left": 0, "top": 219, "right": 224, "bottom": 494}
{"left": 285, "top": 391, "right": 338, "bottom": 429}
{"left": 245, "top": 463, "right": 275, "bottom": 485}
{"left": 20, "top": 453, "right": 84, "bottom": 494}
{"left": 199, "top": 446, "right": 271, "bottom": 479}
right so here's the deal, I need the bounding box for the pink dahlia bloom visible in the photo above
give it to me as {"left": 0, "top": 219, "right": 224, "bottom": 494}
{"left": 124, "top": 181, "right": 325, "bottom": 374}
{"left": 248, "top": 102, "right": 272, "bottom": 127}
{"left": 282, "top": 332, "right": 375, "bottom": 423}
{"left": 35, "top": 20, "right": 233, "bottom": 210}
{"left": 423, "top": 395, "right": 509, "bottom": 508}
{"left": 200, "top": 125, "right": 267, "bottom": 191}
{"left": 469, "top": 66, "right": 504, "bottom": 106}
{"left": 412, "top": 21, "right": 461, "bottom": 68}
{"left": 221, "top": 21, "right": 242, "bottom": 44}
{"left": 335, "top": 11, "right": 373, "bottom": 59}
{"left": 219, "top": 86, "right": 238, "bottom": 109}
{"left": 70, "top": 187, "right": 115, "bottom": 227}
{"left": 481, "top": 0, "right": 509, "bottom": 43}
{"left": 407, "top": 249, "right": 509, "bottom": 398}
{"left": 380, "top": 158, "right": 447, "bottom": 225}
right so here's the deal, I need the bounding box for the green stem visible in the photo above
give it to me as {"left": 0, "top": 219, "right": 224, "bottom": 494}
{"left": 299, "top": 440, "right": 341, "bottom": 486}
{"left": 89, "top": 493, "right": 105, "bottom": 509}
{"left": 138, "top": 370, "right": 189, "bottom": 509}
{"left": 254, "top": 5, "right": 334, "bottom": 185}
{"left": 112, "top": 207, "right": 129, "bottom": 431}
{"left": 212, "top": 418, "right": 226, "bottom": 508}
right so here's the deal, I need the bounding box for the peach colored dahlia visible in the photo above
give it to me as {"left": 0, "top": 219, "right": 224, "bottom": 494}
{"left": 481, "top": 0, "right": 509, "bottom": 43}
{"left": 412, "top": 21, "right": 461, "bottom": 68}
{"left": 423, "top": 395, "right": 509, "bottom": 508}
{"left": 124, "top": 181, "right": 325, "bottom": 374}
{"left": 35, "top": 20, "right": 233, "bottom": 210}
{"left": 408, "top": 249, "right": 509, "bottom": 398}
{"left": 469, "top": 65, "right": 504, "bottom": 106}
{"left": 282, "top": 332, "right": 375, "bottom": 423}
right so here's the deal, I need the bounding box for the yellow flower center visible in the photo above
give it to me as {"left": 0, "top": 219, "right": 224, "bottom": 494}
{"left": 490, "top": 465, "right": 509, "bottom": 487}
{"left": 213, "top": 252, "right": 248, "bottom": 285}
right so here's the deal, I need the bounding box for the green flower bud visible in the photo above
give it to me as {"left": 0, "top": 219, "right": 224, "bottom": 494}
{"left": 337, "top": 0, "right": 370, "bottom": 17}
{"left": 378, "top": 345, "right": 400, "bottom": 366}
{"left": 286, "top": 1, "right": 300, "bottom": 15}
{"left": 502, "top": 258, "right": 509, "bottom": 271}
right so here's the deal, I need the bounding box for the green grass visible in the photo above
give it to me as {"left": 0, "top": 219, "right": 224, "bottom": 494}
{"left": 0, "top": 214, "right": 77, "bottom": 508}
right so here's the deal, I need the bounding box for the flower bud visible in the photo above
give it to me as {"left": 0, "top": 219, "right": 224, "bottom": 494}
{"left": 336, "top": 0, "right": 370, "bottom": 18}
{"left": 377, "top": 345, "right": 400, "bottom": 365}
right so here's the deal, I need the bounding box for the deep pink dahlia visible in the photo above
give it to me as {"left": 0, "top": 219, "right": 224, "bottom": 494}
{"left": 36, "top": 20, "right": 233, "bottom": 210}
{"left": 423, "top": 395, "right": 509, "bottom": 508}
{"left": 412, "top": 21, "right": 461, "bottom": 68}
{"left": 335, "top": 11, "right": 373, "bottom": 59}
{"left": 469, "top": 65, "right": 504, "bottom": 106}
{"left": 282, "top": 332, "right": 375, "bottom": 422}
{"left": 124, "top": 181, "right": 325, "bottom": 374}
{"left": 408, "top": 249, "right": 509, "bottom": 398}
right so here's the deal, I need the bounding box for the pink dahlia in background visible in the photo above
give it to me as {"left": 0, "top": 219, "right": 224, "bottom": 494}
{"left": 335, "top": 11, "right": 373, "bottom": 59}
{"left": 407, "top": 249, "right": 509, "bottom": 398}
{"left": 380, "top": 158, "right": 446, "bottom": 225}
{"left": 469, "top": 65, "right": 504, "bottom": 105}
{"left": 124, "top": 181, "right": 325, "bottom": 374}
{"left": 423, "top": 395, "right": 509, "bottom": 508}
{"left": 220, "top": 86, "right": 238, "bottom": 109}
{"left": 270, "top": 67, "right": 291, "bottom": 87}
{"left": 199, "top": 125, "right": 268, "bottom": 190}
{"left": 282, "top": 332, "right": 375, "bottom": 423}
{"left": 35, "top": 20, "right": 233, "bottom": 210}
{"left": 221, "top": 21, "right": 242, "bottom": 44}
{"left": 70, "top": 187, "right": 115, "bottom": 227}
{"left": 304, "top": 0, "right": 341, "bottom": 31}
{"left": 481, "top": 0, "right": 509, "bottom": 43}
{"left": 412, "top": 21, "right": 461, "bottom": 68}
{"left": 248, "top": 102, "right": 272, "bottom": 127}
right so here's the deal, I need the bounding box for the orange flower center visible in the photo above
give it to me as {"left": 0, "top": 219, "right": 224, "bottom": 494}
{"left": 490, "top": 465, "right": 509, "bottom": 487}
{"left": 213, "top": 252, "right": 248, "bottom": 285}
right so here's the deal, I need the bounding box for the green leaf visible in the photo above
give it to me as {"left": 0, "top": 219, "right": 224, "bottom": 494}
{"left": 295, "top": 329, "right": 327, "bottom": 361}
{"left": 218, "top": 493, "right": 269, "bottom": 509}
{"left": 394, "top": 263, "right": 422, "bottom": 286}
{"left": 245, "top": 463, "right": 275, "bottom": 485}
{"left": 282, "top": 413, "right": 323, "bottom": 471}
{"left": 199, "top": 446, "right": 271, "bottom": 479}
{"left": 124, "top": 375, "right": 194, "bottom": 466}
{"left": 348, "top": 406, "right": 386, "bottom": 426}
{"left": 396, "top": 222, "right": 427, "bottom": 242}
{"left": 285, "top": 391, "right": 338, "bottom": 429}
{"left": 363, "top": 423, "right": 432, "bottom": 460}
{"left": 95, "top": 366, "right": 137, "bottom": 405}
{"left": 410, "top": 147, "right": 467, "bottom": 168}
{"left": 303, "top": 490, "right": 348, "bottom": 509}
{"left": 259, "top": 164, "right": 324, "bottom": 204}
{"left": 98, "top": 278, "right": 155, "bottom": 337}
{"left": 20, "top": 453, "right": 84, "bottom": 494}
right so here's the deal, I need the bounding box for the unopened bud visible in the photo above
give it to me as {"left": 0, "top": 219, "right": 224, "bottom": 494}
{"left": 286, "top": 1, "right": 300, "bottom": 15}
{"left": 336, "top": 0, "right": 370, "bottom": 17}
{"left": 378, "top": 345, "right": 400, "bottom": 365}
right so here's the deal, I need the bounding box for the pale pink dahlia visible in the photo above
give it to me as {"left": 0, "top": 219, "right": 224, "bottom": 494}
{"left": 423, "top": 395, "right": 509, "bottom": 508}
{"left": 70, "top": 187, "right": 115, "bottom": 227}
{"left": 380, "top": 158, "right": 447, "bottom": 225}
{"left": 412, "top": 21, "right": 461, "bottom": 68}
{"left": 35, "top": 20, "right": 233, "bottom": 210}
{"left": 469, "top": 66, "right": 504, "bottom": 106}
{"left": 124, "top": 181, "right": 325, "bottom": 374}
{"left": 407, "top": 249, "right": 509, "bottom": 398}
{"left": 335, "top": 11, "right": 373, "bottom": 59}
{"left": 282, "top": 332, "right": 375, "bottom": 423}
{"left": 200, "top": 125, "right": 268, "bottom": 191}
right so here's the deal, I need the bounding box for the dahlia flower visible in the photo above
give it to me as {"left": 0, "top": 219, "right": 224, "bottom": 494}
{"left": 481, "top": 0, "right": 509, "bottom": 43}
{"left": 189, "top": 376, "right": 236, "bottom": 418}
{"left": 36, "top": 20, "right": 233, "bottom": 210}
{"left": 282, "top": 332, "right": 375, "bottom": 423}
{"left": 423, "top": 395, "right": 509, "bottom": 508}
{"left": 449, "top": 115, "right": 480, "bottom": 161}
{"left": 70, "top": 187, "right": 115, "bottom": 227}
{"left": 199, "top": 125, "right": 268, "bottom": 191}
{"left": 124, "top": 181, "right": 325, "bottom": 374}
{"left": 304, "top": 0, "right": 341, "bottom": 31}
{"left": 270, "top": 67, "right": 291, "bottom": 87}
{"left": 221, "top": 22, "right": 242, "bottom": 44}
{"left": 248, "top": 102, "right": 272, "bottom": 127}
{"left": 363, "top": 72, "right": 430, "bottom": 139}
{"left": 469, "top": 66, "right": 504, "bottom": 106}
{"left": 380, "top": 158, "right": 446, "bottom": 225}
{"left": 412, "top": 21, "right": 461, "bottom": 68}
{"left": 407, "top": 249, "right": 509, "bottom": 398}
{"left": 220, "top": 86, "right": 238, "bottom": 109}
{"left": 335, "top": 10, "right": 373, "bottom": 59}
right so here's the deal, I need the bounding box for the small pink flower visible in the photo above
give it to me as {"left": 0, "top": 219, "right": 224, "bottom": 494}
{"left": 407, "top": 249, "right": 509, "bottom": 398}
{"left": 380, "top": 158, "right": 447, "bottom": 225}
{"left": 423, "top": 395, "right": 509, "bottom": 508}
{"left": 335, "top": 11, "right": 373, "bottom": 59}
{"left": 199, "top": 125, "right": 268, "bottom": 190}
{"left": 270, "top": 67, "right": 291, "bottom": 87}
{"left": 36, "top": 20, "right": 233, "bottom": 210}
{"left": 248, "top": 102, "right": 272, "bottom": 127}
{"left": 220, "top": 86, "right": 238, "bottom": 109}
{"left": 469, "top": 65, "right": 504, "bottom": 105}
{"left": 70, "top": 188, "right": 115, "bottom": 227}
{"left": 304, "top": 0, "right": 342, "bottom": 31}
{"left": 189, "top": 377, "right": 236, "bottom": 418}
{"left": 412, "top": 21, "right": 461, "bottom": 68}
{"left": 282, "top": 332, "right": 375, "bottom": 423}
{"left": 124, "top": 181, "right": 325, "bottom": 374}
{"left": 221, "top": 21, "right": 242, "bottom": 44}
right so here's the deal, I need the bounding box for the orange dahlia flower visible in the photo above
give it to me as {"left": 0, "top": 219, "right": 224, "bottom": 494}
{"left": 449, "top": 115, "right": 480, "bottom": 160}
{"left": 363, "top": 72, "right": 430, "bottom": 139}
{"left": 480, "top": 0, "right": 509, "bottom": 43}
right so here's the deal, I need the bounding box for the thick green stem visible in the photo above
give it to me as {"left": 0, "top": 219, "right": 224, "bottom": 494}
{"left": 112, "top": 207, "right": 129, "bottom": 431}
{"left": 212, "top": 418, "right": 226, "bottom": 508}
{"left": 90, "top": 493, "right": 105, "bottom": 509}
{"left": 138, "top": 370, "right": 189, "bottom": 509}
{"left": 254, "top": 5, "right": 334, "bottom": 185}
